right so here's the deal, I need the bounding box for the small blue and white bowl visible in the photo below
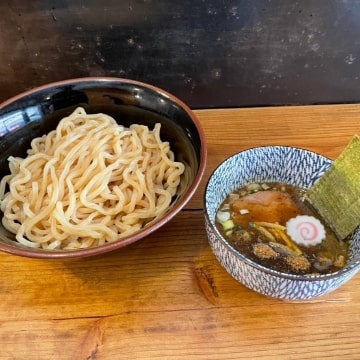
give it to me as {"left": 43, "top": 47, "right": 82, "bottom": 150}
{"left": 204, "top": 146, "right": 360, "bottom": 300}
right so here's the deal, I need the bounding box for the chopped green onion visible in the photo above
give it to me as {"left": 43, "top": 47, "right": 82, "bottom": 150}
{"left": 225, "top": 230, "right": 233, "bottom": 237}
{"left": 216, "top": 211, "right": 230, "bottom": 223}
{"left": 246, "top": 183, "right": 261, "bottom": 192}
{"left": 222, "top": 219, "right": 235, "bottom": 231}
{"left": 233, "top": 225, "right": 243, "bottom": 231}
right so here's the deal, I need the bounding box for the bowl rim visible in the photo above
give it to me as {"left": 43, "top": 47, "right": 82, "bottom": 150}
{"left": 204, "top": 145, "right": 360, "bottom": 281}
{"left": 0, "top": 77, "right": 207, "bottom": 259}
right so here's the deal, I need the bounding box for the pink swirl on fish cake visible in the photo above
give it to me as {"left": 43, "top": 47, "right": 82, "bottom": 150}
{"left": 286, "top": 215, "right": 326, "bottom": 246}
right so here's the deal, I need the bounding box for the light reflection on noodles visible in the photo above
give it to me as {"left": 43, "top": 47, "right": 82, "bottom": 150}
{"left": 0, "top": 107, "right": 187, "bottom": 250}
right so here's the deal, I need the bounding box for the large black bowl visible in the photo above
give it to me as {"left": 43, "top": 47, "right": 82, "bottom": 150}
{"left": 0, "top": 77, "right": 207, "bottom": 258}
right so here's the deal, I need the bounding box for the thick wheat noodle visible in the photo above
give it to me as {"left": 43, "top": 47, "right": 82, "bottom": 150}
{"left": 0, "top": 107, "right": 186, "bottom": 250}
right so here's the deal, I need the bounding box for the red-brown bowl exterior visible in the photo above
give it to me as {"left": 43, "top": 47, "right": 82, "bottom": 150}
{"left": 0, "top": 77, "right": 207, "bottom": 258}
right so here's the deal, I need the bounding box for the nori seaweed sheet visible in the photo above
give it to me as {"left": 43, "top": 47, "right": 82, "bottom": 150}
{"left": 307, "top": 135, "right": 360, "bottom": 239}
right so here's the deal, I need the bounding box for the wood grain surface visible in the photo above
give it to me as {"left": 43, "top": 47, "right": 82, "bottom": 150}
{"left": 1, "top": 104, "right": 360, "bottom": 359}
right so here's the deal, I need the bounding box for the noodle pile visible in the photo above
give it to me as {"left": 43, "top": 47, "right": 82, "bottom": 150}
{"left": 0, "top": 107, "right": 186, "bottom": 250}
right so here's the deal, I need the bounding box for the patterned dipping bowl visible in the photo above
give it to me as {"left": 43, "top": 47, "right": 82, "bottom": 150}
{"left": 204, "top": 146, "right": 360, "bottom": 300}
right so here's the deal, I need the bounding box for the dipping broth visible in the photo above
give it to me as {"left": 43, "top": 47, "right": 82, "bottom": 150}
{"left": 215, "top": 182, "right": 349, "bottom": 275}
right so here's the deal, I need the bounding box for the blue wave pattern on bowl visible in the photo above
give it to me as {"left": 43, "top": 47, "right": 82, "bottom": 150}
{"left": 204, "top": 146, "right": 360, "bottom": 300}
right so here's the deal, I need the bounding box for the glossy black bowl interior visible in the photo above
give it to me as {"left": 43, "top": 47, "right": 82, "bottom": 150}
{"left": 0, "top": 77, "right": 206, "bottom": 258}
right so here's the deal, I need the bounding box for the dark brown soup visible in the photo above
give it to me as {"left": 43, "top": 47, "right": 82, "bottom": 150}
{"left": 215, "top": 182, "right": 349, "bottom": 275}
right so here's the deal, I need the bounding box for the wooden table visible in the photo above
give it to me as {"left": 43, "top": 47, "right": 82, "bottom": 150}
{"left": 1, "top": 104, "right": 360, "bottom": 359}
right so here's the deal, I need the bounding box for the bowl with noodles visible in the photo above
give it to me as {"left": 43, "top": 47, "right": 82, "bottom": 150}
{"left": 0, "top": 77, "right": 206, "bottom": 258}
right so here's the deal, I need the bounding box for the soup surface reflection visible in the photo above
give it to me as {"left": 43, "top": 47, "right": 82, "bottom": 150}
{"left": 215, "top": 182, "right": 349, "bottom": 275}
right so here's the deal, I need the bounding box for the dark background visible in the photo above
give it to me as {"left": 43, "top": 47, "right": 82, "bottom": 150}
{"left": 1, "top": 0, "right": 360, "bottom": 109}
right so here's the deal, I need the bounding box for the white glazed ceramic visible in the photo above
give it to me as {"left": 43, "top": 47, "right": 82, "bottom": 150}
{"left": 204, "top": 146, "right": 360, "bottom": 300}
